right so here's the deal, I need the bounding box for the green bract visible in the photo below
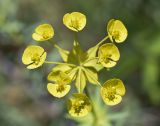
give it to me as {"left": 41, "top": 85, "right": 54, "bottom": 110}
{"left": 98, "top": 43, "right": 120, "bottom": 68}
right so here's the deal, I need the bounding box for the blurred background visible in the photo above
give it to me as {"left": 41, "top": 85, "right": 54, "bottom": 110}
{"left": 0, "top": 0, "right": 160, "bottom": 126}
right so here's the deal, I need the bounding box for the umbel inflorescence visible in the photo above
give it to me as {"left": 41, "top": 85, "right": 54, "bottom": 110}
{"left": 22, "top": 12, "right": 128, "bottom": 117}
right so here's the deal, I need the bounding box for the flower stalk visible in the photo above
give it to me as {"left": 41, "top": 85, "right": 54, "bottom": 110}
{"left": 44, "top": 61, "right": 76, "bottom": 67}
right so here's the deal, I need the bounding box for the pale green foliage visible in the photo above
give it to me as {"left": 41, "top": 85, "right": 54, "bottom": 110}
{"left": 55, "top": 40, "right": 100, "bottom": 93}
{"left": 75, "top": 69, "right": 86, "bottom": 93}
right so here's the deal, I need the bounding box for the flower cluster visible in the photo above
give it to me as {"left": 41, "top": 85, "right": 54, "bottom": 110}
{"left": 22, "top": 12, "right": 128, "bottom": 117}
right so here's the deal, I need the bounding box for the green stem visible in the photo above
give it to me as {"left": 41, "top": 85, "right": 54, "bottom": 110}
{"left": 54, "top": 44, "right": 61, "bottom": 50}
{"left": 96, "top": 36, "right": 109, "bottom": 46}
{"left": 85, "top": 87, "right": 99, "bottom": 126}
{"left": 74, "top": 32, "right": 78, "bottom": 42}
{"left": 44, "top": 61, "right": 76, "bottom": 67}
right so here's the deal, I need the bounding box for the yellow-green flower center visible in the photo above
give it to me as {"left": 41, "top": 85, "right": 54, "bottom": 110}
{"left": 112, "top": 31, "right": 120, "bottom": 40}
{"left": 42, "top": 31, "right": 50, "bottom": 39}
{"left": 56, "top": 85, "right": 66, "bottom": 93}
{"left": 31, "top": 53, "right": 41, "bottom": 65}
{"left": 105, "top": 86, "right": 116, "bottom": 101}
{"left": 101, "top": 54, "right": 114, "bottom": 64}
{"left": 73, "top": 99, "right": 86, "bottom": 114}
{"left": 69, "top": 20, "right": 80, "bottom": 31}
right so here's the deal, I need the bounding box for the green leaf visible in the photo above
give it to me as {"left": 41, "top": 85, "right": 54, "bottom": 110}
{"left": 83, "top": 58, "right": 103, "bottom": 71}
{"left": 83, "top": 67, "right": 98, "bottom": 85}
{"left": 85, "top": 45, "right": 104, "bottom": 71}
{"left": 47, "top": 70, "right": 71, "bottom": 84}
{"left": 68, "top": 40, "right": 88, "bottom": 65}
{"left": 51, "top": 64, "right": 77, "bottom": 81}
{"left": 75, "top": 68, "right": 86, "bottom": 93}
{"left": 87, "top": 45, "right": 99, "bottom": 59}
{"left": 52, "top": 64, "right": 72, "bottom": 72}
{"left": 66, "top": 67, "right": 78, "bottom": 81}
{"left": 54, "top": 44, "right": 69, "bottom": 62}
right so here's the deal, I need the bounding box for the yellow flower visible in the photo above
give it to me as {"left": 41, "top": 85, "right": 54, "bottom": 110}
{"left": 101, "top": 78, "right": 125, "bottom": 106}
{"left": 107, "top": 19, "right": 128, "bottom": 43}
{"left": 22, "top": 45, "right": 47, "bottom": 69}
{"left": 47, "top": 83, "right": 70, "bottom": 98}
{"left": 47, "top": 70, "right": 71, "bottom": 98}
{"left": 98, "top": 43, "right": 120, "bottom": 68}
{"left": 47, "top": 70, "right": 71, "bottom": 85}
{"left": 63, "top": 12, "right": 86, "bottom": 32}
{"left": 67, "top": 93, "right": 92, "bottom": 117}
{"left": 32, "top": 24, "right": 54, "bottom": 41}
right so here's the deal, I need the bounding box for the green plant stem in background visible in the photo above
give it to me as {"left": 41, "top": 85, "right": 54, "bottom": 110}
{"left": 85, "top": 87, "right": 99, "bottom": 126}
{"left": 74, "top": 32, "right": 78, "bottom": 42}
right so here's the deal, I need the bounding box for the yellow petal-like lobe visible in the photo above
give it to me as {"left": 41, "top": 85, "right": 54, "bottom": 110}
{"left": 101, "top": 78, "right": 126, "bottom": 106}
{"left": 47, "top": 70, "right": 71, "bottom": 85}
{"left": 63, "top": 12, "right": 86, "bottom": 32}
{"left": 32, "top": 24, "right": 54, "bottom": 41}
{"left": 47, "top": 83, "right": 70, "bottom": 98}
{"left": 98, "top": 43, "right": 120, "bottom": 68}
{"left": 68, "top": 93, "right": 92, "bottom": 117}
{"left": 107, "top": 19, "right": 128, "bottom": 43}
{"left": 22, "top": 45, "right": 47, "bottom": 69}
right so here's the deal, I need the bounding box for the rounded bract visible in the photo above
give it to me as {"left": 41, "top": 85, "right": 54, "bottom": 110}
{"left": 63, "top": 12, "right": 86, "bottom": 32}
{"left": 101, "top": 78, "right": 126, "bottom": 105}
{"left": 107, "top": 19, "right": 128, "bottom": 43}
{"left": 98, "top": 43, "right": 120, "bottom": 68}
{"left": 32, "top": 24, "right": 54, "bottom": 41}
{"left": 22, "top": 45, "right": 47, "bottom": 69}
{"left": 47, "top": 83, "right": 71, "bottom": 98}
{"left": 67, "top": 93, "right": 92, "bottom": 117}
